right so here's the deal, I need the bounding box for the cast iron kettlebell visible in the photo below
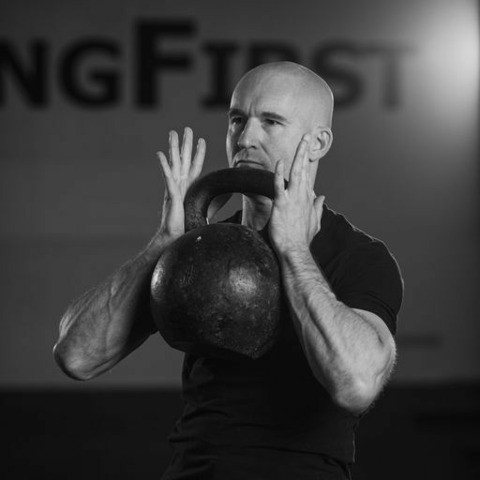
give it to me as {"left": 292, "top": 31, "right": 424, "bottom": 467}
{"left": 150, "top": 167, "right": 284, "bottom": 360}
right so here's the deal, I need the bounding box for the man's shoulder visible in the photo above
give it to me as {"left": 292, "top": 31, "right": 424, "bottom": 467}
{"left": 312, "top": 205, "right": 390, "bottom": 262}
{"left": 318, "top": 206, "right": 404, "bottom": 334}
{"left": 220, "top": 206, "right": 396, "bottom": 266}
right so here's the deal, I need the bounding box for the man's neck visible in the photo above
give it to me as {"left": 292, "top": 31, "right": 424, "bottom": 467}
{"left": 241, "top": 195, "right": 273, "bottom": 231}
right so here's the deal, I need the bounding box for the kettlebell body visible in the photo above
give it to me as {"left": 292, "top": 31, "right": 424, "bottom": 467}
{"left": 150, "top": 168, "right": 284, "bottom": 360}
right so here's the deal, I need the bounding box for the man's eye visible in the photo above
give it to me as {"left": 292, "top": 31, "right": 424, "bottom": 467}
{"left": 230, "top": 116, "right": 243, "bottom": 125}
{"left": 265, "top": 119, "right": 280, "bottom": 126}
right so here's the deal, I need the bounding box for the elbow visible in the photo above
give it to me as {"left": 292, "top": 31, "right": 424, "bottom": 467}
{"left": 331, "top": 354, "right": 395, "bottom": 413}
{"left": 332, "top": 379, "right": 379, "bottom": 415}
{"left": 52, "top": 341, "right": 98, "bottom": 381}
{"left": 334, "top": 339, "right": 397, "bottom": 414}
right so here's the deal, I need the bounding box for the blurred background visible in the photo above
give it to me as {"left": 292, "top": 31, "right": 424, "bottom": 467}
{"left": 1, "top": 0, "right": 479, "bottom": 478}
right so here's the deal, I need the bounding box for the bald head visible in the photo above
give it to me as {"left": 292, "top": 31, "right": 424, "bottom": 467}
{"left": 232, "top": 62, "right": 334, "bottom": 128}
{"left": 226, "top": 62, "right": 334, "bottom": 183}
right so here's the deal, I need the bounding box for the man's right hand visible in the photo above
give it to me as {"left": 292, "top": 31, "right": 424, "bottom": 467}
{"left": 54, "top": 127, "right": 207, "bottom": 380}
{"left": 157, "top": 127, "right": 206, "bottom": 240}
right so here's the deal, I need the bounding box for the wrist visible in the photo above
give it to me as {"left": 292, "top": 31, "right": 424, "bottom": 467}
{"left": 275, "top": 242, "right": 312, "bottom": 266}
{"left": 143, "top": 230, "right": 178, "bottom": 263}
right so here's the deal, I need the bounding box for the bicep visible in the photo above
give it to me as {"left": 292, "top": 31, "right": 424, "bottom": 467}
{"left": 335, "top": 243, "right": 404, "bottom": 336}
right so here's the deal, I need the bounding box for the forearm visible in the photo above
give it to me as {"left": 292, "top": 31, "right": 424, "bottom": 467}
{"left": 279, "top": 247, "right": 395, "bottom": 412}
{"left": 53, "top": 231, "right": 174, "bottom": 380}
{"left": 53, "top": 128, "right": 207, "bottom": 380}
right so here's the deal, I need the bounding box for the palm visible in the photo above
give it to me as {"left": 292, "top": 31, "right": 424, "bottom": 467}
{"left": 157, "top": 128, "right": 206, "bottom": 239}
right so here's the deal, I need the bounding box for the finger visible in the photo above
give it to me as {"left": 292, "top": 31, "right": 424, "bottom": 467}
{"left": 289, "top": 134, "right": 310, "bottom": 190}
{"left": 302, "top": 136, "right": 311, "bottom": 179}
{"left": 313, "top": 195, "right": 326, "bottom": 221}
{"left": 157, "top": 150, "right": 171, "bottom": 177}
{"left": 157, "top": 151, "right": 179, "bottom": 198}
{"left": 274, "top": 159, "right": 286, "bottom": 200}
{"left": 168, "top": 130, "right": 181, "bottom": 176}
{"left": 191, "top": 137, "right": 206, "bottom": 178}
{"left": 180, "top": 127, "right": 193, "bottom": 175}
{"left": 300, "top": 135, "right": 313, "bottom": 195}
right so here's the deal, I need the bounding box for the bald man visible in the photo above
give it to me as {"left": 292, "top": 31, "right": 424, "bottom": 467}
{"left": 54, "top": 62, "right": 403, "bottom": 480}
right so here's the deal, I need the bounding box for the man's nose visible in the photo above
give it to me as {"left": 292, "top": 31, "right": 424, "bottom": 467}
{"left": 237, "top": 119, "right": 259, "bottom": 149}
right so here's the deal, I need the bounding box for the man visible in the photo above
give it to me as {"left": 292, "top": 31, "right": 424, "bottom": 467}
{"left": 54, "top": 62, "right": 403, "bottom": 479}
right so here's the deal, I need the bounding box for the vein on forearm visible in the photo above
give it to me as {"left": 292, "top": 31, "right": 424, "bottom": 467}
{"left": 279, "top": 248, "right": 387, "bottom": 393}
{"left": 57, "top": 238, "right": 165, "bottom": 371}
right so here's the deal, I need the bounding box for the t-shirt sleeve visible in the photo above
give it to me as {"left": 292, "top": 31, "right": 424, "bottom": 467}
{"left": 334, "top": 242, "right": 404, "bottom": 335}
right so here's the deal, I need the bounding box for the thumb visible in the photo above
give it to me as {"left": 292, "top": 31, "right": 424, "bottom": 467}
{"left": 313, "top": 195, "right": 326, "bottom": 221}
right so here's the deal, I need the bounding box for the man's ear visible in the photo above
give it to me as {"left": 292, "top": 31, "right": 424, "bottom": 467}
{"left": 310, "top": 126, "right": 333, "bottom": 161}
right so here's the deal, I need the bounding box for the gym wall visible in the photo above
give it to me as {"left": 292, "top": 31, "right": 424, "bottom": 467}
{"left": 0, "top": 0, "right": 478, "bottom": 388}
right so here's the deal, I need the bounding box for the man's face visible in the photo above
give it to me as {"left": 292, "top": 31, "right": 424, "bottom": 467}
{"left": 226, "top": 70, "right": 316, "bottom": 177}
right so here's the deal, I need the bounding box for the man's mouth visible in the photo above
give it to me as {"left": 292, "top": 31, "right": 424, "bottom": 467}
{"left": 234, "top": 157, "right": 262, "bottom": 167}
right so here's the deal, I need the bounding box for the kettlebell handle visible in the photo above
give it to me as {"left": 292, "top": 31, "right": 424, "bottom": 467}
{"left": 185, "top": 168, "right": 283, "bottom": 231}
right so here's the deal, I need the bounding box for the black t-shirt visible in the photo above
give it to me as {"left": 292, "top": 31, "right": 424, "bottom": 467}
{"left": 162, "top": 205, "right": 403, "bottom": 479}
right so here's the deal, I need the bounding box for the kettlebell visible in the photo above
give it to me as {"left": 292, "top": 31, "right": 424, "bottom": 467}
{"left": 150, "top": 167, "right": 285, "bottom": 360}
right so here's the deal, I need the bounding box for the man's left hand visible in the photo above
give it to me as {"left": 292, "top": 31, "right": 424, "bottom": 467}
{"left": 269, "top": 134, "right": 325, "bottom": 255}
